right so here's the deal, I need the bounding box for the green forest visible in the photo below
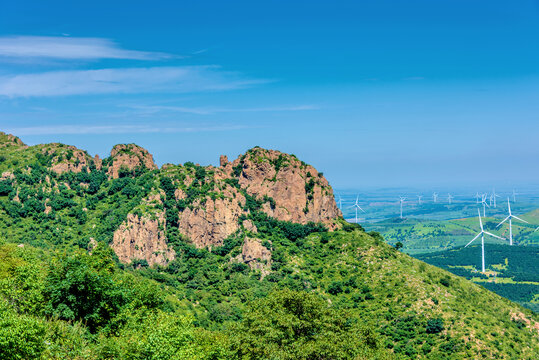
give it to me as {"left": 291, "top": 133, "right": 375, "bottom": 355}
{"left": 0, "top": 134, "right": 538, "bottom": 359}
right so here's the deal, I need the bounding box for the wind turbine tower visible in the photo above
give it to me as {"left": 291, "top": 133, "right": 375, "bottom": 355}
{"left": 475, "top": 192, "right": 480, "bottom": 204}
{"left": 448, "top": 193, "right": 454, "bottom": 204}
{"left": 481, "top": 194, "right": 490, "bottom": 217}
{"left": 417, "top": 195, "right": 423, "bottom": 205}
{"left": 465, "top": 209, "right": 505, "bottom": 273}
{"left": 512, "top": 189, "right": 519, "bottom": 203}
{"left": 433, "top": 192, "right": 438, "bottom": 203}
{"left": 492, "top": 189, "right": 500, "bottom": 208}
{"left": 350, "top": 195, "right": 365, "bottom": 223}
{"left": 497, "top": 198, "right": 528, "bottom": 246}
{"left": 399, "top": 196, "right": 406, "bottom": 219}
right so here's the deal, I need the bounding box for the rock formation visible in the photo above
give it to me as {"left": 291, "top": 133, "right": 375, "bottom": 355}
{"left": 107, "top": 144, "right": 157, "bottom": 179}
{"left": 111, "top": 193, "right": 175, "bottom": 266}
{"left": 229, "top": 147, "right": 341, "bottom": 224}
{"left": 47, "top": 145, "right": 94, "bottom": 174}
{"left": 177, "top": 183, "right": 246, "bottom": 249}
{"left": 238, "top": 237, "right": 272, "bottom": 277}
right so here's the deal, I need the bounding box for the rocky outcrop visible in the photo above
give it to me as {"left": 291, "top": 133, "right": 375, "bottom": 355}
{"left": 109, "top": 146, "right": 340, "bottom": 256}
{"left": 47, "top": 145, "right": 94, "bottom": 174}
{"left": 107, "top": 144, "right": 157, "bottom": 179}
{"left": 178, "top": 185, "right": 246, "bottom": 249}
{"left": 230, "top": 147, "right": 340, "bottom": 224}
{"left": 112, "top": 211, "right": 174, "bottom": 266}
{"left": 111, "top": 193, "right": 175, "bottom": 266}
{"left": 236, "top": 237, "right": 272, "bottom": 277}
{"left": 0, "top": 132, "right": 26, "bottom": 149}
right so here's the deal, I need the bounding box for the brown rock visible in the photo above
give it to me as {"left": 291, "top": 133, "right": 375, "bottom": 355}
{"left": 233, "top": 147, "right": 341, "bottom": 224}
{"left": 238, "top": 237, "right": 272, "bottom": 277}
{"left": 0, "top": 132, "right": 26, "bottom": 149}
{"left": 242, "top": 219, "right": 258, "bottom": 233}
{"left": 107, "top": 144, "right": 157, "bottom": 179}
{"left": 111, "top": 191, "right": 174, "bottom": 266}
{"left": 178, "top": 190, "right": 244, "bottom": 249}
{"left": 112, "top": 211, "right": 174, "bottom": 266}
{"left": 47, "top": 145, "right": 93, "bottom": 174}
{"left": 220, "top": 155, "right": 229, "bottom": 167}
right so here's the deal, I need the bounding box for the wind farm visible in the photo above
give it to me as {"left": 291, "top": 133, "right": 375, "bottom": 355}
{"left": 337, "top": 186, "right": 539, "bottom": 312}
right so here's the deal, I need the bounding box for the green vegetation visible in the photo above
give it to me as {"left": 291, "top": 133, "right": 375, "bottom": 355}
{"left": 416, "top": 244, "right": 539, "bottom": 312}
{"left": 0, "top": 135, "right": 538, "bottom": 359}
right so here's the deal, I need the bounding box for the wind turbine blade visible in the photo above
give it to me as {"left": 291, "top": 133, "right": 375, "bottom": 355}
{"left": 496, "top": 216, "right": 510, "bottom": 227}
{"left": 465, "top": 233, "right": 481, "bottom": 247}
{"left": 484, "top": 231, "right": 505, "bottom": 241}
{"left": 512, "top": 215, "right": 528, "bottom": 224}
{"left": 358, "top": 206, "right": 366, "bottom": 213}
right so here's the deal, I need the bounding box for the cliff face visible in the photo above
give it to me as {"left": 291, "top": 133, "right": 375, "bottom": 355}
{"left": 229, "top": 147, "right": 340, "bottom": 224}
{"left": 111, "top": 193, "right": 175, "bottom": 266}
{"left": 177, "top": 183, "right": 246, "bottom": 249}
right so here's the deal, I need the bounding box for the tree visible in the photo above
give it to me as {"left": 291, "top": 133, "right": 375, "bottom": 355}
{"left": 228, "top": 289, "right": 387, "bottom": 360}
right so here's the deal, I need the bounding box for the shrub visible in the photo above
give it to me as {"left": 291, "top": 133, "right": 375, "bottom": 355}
{"left": 426, "top": 318, "right": 444, "bottom": 334}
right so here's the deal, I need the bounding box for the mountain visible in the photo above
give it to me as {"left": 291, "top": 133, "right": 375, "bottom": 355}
{"left": 0, "top": 131, "right": 538, "bottom": 359}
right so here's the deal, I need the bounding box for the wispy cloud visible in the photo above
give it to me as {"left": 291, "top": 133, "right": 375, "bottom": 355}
{"left": 0, "top": 36, "right": 174, "bottom": 60}
{"left": 127, "top": 104, "right": 319, "bottom": 115}
{"left": 0, "top": 66, "right": 268, "bottom": 97}
{"left": 4, "top": 124, "right": 252, "bottom": 136}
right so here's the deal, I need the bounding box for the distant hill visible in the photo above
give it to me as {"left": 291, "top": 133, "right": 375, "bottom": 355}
{"left": 0, "top": 131, "right": 538, "bottom": 359}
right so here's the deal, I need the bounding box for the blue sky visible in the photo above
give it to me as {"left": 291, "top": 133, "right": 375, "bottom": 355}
{"left": 1, "top": 0, "right": 538, "bottom": 188}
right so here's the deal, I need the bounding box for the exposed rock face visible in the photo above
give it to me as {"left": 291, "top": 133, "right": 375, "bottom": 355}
{"left": 232, "top": 147, "right": 341, "bottom": 224}
{"left": 112, "top": 211, "right": 174, "bottom": 266}
{"left": 111, "top": 192, "right": 175, "bottom": 266}
{"left": 220, "top": 155, "right": 229, "bottom": 167}
{"left": 238, "top": 237, "right": 272, "bottom": 277}
{"left": 107, "top": 144, "right": 157, "bottom": 179}
{"left": 48, "top": 145, "right": 93, "bottom": 174}
{"left": 109, "top": 146, "right": 340, "bottom": 259}
{"left": 178, "top": 185, "right": 246, "bottom": 249}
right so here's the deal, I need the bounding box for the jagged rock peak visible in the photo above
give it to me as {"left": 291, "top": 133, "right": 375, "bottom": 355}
{"left": 42, "top": 143, "right": 95, "bottom": 174}
{"left": 227, "top": 146, "right": 341, "bottom": 224}
{"left": 0, "top": 131, "right": 26, "bottom": 148}
{"left": 107, "top": 143, "right": 157, "bottom": 179}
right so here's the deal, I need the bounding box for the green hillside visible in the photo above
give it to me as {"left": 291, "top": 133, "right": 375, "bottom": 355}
{"left": 0, "top": 134, "right": 538, "bottom": 359}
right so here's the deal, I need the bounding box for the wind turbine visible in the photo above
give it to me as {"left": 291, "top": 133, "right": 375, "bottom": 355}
{"left": 480, "top": 194, "right": 490, "bottom": 217}
{"left": 337, "top": 194, "right": 343, "bottom": 210}
{"left": 512, "top": 189, "right": 519, "bottom": 203}
{"left": 465, "top": 209, "right": 505, "bottom": 273}
{"left": 417, "top": 195, "right": 423, "bottom": 205}
{"left": 475, "top": 192, "right": 480, "bottom": 204}
{"left": 497, "top": 197, "right": 528, "bottom": 246}
{"left": 433, "top": 192, "right": 438, "bottom": 203}
{"left": 492, "top": 188, "right": 500, "bottom": 208}
{"left": 448, "top": 193, "right": 454, "bottom": 204}
{"left": 399, "top": 196, "right": 406, "bottom": 219}
{"left": 350, "top": 195, "right": 365, "bottom": 223}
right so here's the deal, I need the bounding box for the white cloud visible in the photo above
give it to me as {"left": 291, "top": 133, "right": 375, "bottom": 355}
{"left": 4, "top": 124, "right": 251, "bottom": 135}
{"left": 0, "top": 66, "right": 267, "bottom": 97}
{"left": 127, "top": 104, "right": 319, "bottom": 115}
{"left": 0, "top": 36, "right": 173, "bottom": 60}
